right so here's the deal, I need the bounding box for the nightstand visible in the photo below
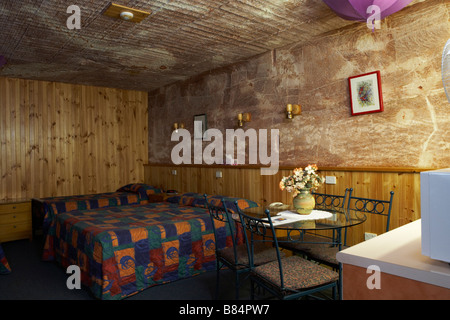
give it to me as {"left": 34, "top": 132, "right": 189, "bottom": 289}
{"left": 0, "top": 199, "right": 32, "bottom": 242}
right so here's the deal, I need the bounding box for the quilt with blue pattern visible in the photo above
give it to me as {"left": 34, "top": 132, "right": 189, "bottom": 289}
{"left": 45, "top": 202, "right": 237, "bottom": 299}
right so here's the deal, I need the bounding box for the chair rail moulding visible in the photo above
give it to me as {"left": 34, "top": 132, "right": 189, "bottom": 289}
{"left": 143, "top": 163, "right": 437, "bottom": 173}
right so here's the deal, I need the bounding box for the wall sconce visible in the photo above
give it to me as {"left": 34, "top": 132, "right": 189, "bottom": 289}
{"left": 237, "top": 113, "right": 251, "bottom": 127}
{"left": 286, "top": 104, "right": 301, "bottom": 119}
{"left": 172, "top": 122, "right": 185, "bottom": 133}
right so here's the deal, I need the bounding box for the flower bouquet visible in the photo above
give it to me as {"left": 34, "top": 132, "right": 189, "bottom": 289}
{"left": 279, "top": 165, "right": 324, "bottom": 214}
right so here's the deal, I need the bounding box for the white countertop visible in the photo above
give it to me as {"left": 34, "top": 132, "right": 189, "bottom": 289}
{"left": 336, "top": 219, "right": 450, "bottom": 289}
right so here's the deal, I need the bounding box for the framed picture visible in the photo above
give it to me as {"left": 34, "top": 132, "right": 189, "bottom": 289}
{"left": 193, "top": 114, "right": 207, "bottom": 140}
{"left": 348, "top": 71, "right": 384, "bottom": 116}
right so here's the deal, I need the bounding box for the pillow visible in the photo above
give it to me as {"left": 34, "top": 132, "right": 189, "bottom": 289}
{"left": 116, "top": 183, "right": 162, "bottom": 199}
{"left": 165, "top": 192, "right": 207, "bottom": 208}
{"left": 165, "top": 192, "right": 259, "bottom": 213}
{"left": 207, "top": 195, "right": 259, "bottom": 213}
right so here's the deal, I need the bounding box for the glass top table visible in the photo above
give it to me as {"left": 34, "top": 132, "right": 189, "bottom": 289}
{"left": 241, "top": 206, "right": 367, "bottom": 232}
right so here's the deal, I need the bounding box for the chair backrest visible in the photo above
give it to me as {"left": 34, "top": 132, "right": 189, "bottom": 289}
{"left": 235, "top": 205, "right": 286, "bottom": 289}
{"left": 205, "top": 195, "right": 240, "bottom": 263}
{"left": 307, "top": 188, "right": 353, "bottom": 243}
{"left": 313, "top": 188, "right": 353, "bottom": 213}
{"left": 348, "top": 191, "right": 395, "bottom": 232}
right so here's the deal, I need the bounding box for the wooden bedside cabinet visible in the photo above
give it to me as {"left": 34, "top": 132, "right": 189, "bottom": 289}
{"left": 0, "top": 199, "right": 32, "bottom": 242}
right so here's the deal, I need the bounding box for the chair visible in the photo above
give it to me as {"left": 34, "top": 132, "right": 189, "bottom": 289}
{"left": 236, "top": 207, "right": 339, "bottom": 300}
{"left": 301, "top": 191, "right": 395, "bottom": 268}
{"left": 279, "top": 188, "right": 353, "bottom": 256}
{"left": 205, "top": 196, "right": 279, "bottom": 300}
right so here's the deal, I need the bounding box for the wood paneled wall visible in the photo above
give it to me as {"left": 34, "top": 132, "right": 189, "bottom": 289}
{"left": 144, "top": 164, "right": 426, "bottom": 246}
{"left": 0, "top": 77, "right": 148, "bottom": 200}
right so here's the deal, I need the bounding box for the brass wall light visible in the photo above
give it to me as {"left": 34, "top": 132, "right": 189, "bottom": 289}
{"left": 237, "top": 113, "right": 251, "bottom": 127}
{"left": 172, "top": 122, "right": 185, "bottom": 133}
{"left": 286, "top": 104, "right": 301, "bottom": 119}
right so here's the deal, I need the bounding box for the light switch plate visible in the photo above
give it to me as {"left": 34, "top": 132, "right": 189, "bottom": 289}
{"left": 325, "top": 176, "right": 336, "bottom": 184}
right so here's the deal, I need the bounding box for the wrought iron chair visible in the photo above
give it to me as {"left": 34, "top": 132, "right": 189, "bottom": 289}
{"left": 205, "top": 196, "right": 279, "bottom": 300}
{"left": 302, "top": 191, "right": 395, "bottom": 268}
{"left": 278, "top": 188, "right": 353, "bottom": 256}
{"left": 236, "top": 206, "right": 338, "bottom": 300}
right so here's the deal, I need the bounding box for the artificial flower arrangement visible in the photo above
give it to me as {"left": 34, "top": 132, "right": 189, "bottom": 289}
{"left": 279, "top": 164, "right": 324, "bottom": 196}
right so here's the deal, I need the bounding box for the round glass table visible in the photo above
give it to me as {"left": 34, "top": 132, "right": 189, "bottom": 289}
{"left": 241, "top": 206, "right": 367, "bottom": 232}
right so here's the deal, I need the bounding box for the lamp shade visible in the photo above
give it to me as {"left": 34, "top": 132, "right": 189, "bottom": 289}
{"left": 322, "top": 0, "right": 413, "bottom": 22}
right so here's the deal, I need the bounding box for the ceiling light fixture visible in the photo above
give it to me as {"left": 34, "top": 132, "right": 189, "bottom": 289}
{"left": 120, "top": 11, "right": 134, "bottom": 21}
{"left": 103, "top": 3, "right": 151, "bottom": 23}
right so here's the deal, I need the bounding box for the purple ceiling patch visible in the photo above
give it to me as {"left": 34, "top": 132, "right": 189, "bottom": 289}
{"left": 0, "top": 55, "right": 6, "bottom": 68}
{"left": 322, "top": 0, "right": 413, "bottom": 22}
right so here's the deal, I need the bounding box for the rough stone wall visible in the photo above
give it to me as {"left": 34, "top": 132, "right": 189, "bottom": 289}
{"left": 148, "top": 0, "right": 450, "bottom": 169}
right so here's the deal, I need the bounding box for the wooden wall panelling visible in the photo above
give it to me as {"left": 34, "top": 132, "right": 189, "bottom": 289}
{"left": 144, "top": 164, "right": 424, "bottom": 246}
{"left": 0, "top": 77, "right": 148, "bottom": 200}
{"left": 1, "top": 78, "right": 9, "bottom": 198}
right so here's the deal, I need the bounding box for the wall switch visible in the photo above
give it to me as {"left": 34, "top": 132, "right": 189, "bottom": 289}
{"left": 216, "top": 170, "right": 222, "bottom": 178}
{"left": 325, "top": 176, "right": 336, "bottom": 184}
{"left": 171, "top": 170, "right": 177, "bottom": 175}
{"left": 365, "top": 232, "right": 377, "bottom": 241}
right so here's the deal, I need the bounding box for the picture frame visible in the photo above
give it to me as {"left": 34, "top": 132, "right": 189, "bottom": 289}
{"left": 193, "top": 114, "right": 207, "bottom": 140}
{"left": 348, "top": 71, "right": 384, "bottom": 116}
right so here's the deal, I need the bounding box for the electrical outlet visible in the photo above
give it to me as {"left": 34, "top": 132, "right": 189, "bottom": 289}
{"left": 216, "top": 170, "right": 222, "bottom": 178}
{"left": 171, "top": 170, "right": 177, "bottom": 175}
{"left": 325, "top": 176, "right": 336, "bottom": 184}
{"left": 365, "top": 232, "right": 377, "bottom": 241}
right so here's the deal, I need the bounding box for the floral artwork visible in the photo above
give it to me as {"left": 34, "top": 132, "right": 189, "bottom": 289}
{"left": 279, "top": 164, "right": 324, "bottom": 196}
{"left": 348, "top": 71, "right": 383, "bottom": 116}
{"left": 357, "top": 80, "right": 374, "bottom": 107}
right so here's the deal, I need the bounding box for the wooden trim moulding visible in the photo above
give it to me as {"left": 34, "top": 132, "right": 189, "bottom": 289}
{"left": 144, "top": 163, "right": 438, "bottom": 173}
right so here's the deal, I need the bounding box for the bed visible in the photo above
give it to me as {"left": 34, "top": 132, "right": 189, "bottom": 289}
{"left": 32, "top": 183, "right": 162, "bottom": 249}
{"left": 0, "top": 244, "right": 11, "bottom": 274}
{"left": 41, "top": 192, "right": 259, "bottom": 300}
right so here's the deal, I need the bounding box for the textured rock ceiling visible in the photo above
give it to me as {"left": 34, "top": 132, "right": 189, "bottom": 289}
{"left": 0, "top": 0, "right": 395, "bottom": 91}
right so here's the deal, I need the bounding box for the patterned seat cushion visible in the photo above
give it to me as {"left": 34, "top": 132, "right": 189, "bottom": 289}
{"left": 280, "top": 234, "right": 348, "bottom": 266}
{"left": 307, "top": 245, "right": 348, "bottom": 266}
{"left": 218, "top": 243, "right": 283, "bottom": 269}
{"left": 252, "top": 255, "right": 339, "bottom": 292}
{"left": 280, "top": 234, "right": 335, "bottom": 253}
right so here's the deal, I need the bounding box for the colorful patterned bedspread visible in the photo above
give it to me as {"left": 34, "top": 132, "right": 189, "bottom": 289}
{"left": 0, "top": 244, "right": 11, "bottom": 274}
{"left": 33, "top": 184, "right": 162, "bottom": 240}
{"left": 45, "top": 202, "right": 238, "bottom": 300}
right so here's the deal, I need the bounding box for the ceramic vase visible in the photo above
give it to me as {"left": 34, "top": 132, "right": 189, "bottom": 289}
{"left": 293, "top": 188, "right": 315, "bottom": 215}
